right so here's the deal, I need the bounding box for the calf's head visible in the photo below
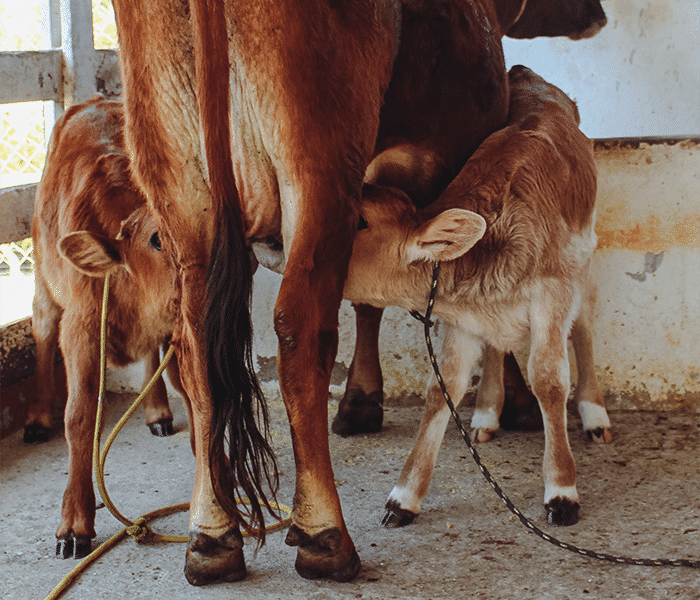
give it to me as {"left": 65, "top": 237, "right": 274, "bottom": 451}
{"left": 344, "top": 186, "right": 485, "bottom": 305}
{"left": 58, "top": 206, "right": 178, "bottom": 321}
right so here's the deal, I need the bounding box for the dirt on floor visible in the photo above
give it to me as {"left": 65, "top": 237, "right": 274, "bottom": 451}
{"left": 1, "top": 387, "right": 699, "bottom": 600}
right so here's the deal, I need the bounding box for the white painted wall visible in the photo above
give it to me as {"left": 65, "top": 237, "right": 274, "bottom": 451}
{"left": 503, "top": 0, "right": 700, "bottom": 138}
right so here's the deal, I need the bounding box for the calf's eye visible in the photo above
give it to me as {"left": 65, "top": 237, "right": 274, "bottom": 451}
{"left": 149, "top": 232, "right": 162, "bottom": 251}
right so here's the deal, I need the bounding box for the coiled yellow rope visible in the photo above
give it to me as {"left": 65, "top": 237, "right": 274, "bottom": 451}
{"left": 45, "top": 272, "right": 292, "bottom": 599}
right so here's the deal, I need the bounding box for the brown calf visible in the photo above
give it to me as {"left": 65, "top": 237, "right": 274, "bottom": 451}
{"left": 344, "top": 66, "right": 612, "bottom": 528}
{"left": 29, "top": 95, "right": 189, "bottom": 558}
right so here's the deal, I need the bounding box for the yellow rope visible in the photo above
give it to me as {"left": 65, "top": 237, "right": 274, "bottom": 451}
{"left": 45, "top": 272, "right": 292, "bottom": 599}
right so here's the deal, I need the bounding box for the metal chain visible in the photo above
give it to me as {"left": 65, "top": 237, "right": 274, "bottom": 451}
{"left": 412, "top": 262, "right": 699, "bottom": 569}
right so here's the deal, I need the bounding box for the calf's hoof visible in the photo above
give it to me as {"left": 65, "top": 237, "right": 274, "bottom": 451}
{"left": 586, "top": 426, "right": 613, "bottom": 444}
{"left": 471, "top": 427, "right": 495, "bottom": 443}
{"left": 331, "top": 389, "right": 383, "bottom": 437}
{"left": 56, "top": 534, "right": 92, "bottom": 559}
{"left": 148, "top": 418, "right": 174, "bottom": 437}
{"left": 381, "top": 501, "right": 417, "bottom": 528}
{"left": 545, "top": 497, "right": 580, "bottom": 526}
{"left": 184, "top": 527, "right": 246, "bottom": 586}
{"left": 24, "top": 423, "right": 51, "bottom": 444}
{"left": 285, "top": 525, "right": 361, "bottom": 582}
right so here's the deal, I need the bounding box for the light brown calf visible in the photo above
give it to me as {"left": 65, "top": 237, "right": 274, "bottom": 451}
{"left": 344, "top": 66, "right": 612, "bottom": 528}
{"left": 29, "top": 95, "right": 190, "bottom": 558}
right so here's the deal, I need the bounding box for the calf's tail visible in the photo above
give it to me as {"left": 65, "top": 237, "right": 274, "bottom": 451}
{"left": 190, "top": 0, "right": 279, "bottom": 544}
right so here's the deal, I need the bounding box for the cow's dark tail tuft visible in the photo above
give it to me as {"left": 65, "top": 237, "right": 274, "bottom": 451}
{"left": 190, "top": 0, "right": 279, "bottom": 545}
{"left": 205, "top": 211, "right": 280, "bottom": 545}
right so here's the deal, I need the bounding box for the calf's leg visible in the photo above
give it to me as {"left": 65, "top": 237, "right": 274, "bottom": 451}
{"left": 332, "top": 304, "right": 384, "bottom": 437}
{"left": 471, "top": 344, "right": 505, "bottom": 443}
{"left": 472, "top": 347, "right": 542, "bottom": 443}
{"left": 55, "top": 313, "right": 99, "bottom": 559}
{"left": 528, "top": 284, "right": 579, "bottom": 526}
{"left": 25, "top": 274, "right": 62, "bottom": 443}
{"left": 142, "top": 347, "right": 175, "bottom": 437}
{"left": 164, "top": 349, "right": 196, "bottom": 453}
{"left": 571, "top": 288, "right": 612, "bottom": 443}
{"left": 384, "top": 326, "right": 481, "bottom": 527}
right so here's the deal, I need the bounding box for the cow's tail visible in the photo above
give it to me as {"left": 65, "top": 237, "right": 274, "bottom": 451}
{"left": 190, "top": 0, "right": 279, "bottom": 544}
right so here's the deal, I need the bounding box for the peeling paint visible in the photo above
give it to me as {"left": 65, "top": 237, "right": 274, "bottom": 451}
{"left": 625, "top": 252, "right": 664, "bottom": 281}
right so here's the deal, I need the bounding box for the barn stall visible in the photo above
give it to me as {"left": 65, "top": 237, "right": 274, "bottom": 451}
{"left": 1, "top": 1, "right": 698, "bottom": 599}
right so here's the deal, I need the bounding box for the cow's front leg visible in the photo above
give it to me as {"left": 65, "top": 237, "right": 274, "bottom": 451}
{"left": 384, "top": 327, "right": 481, "bottom": 527}
{"left": 55, "top": 316, "right": 98, "bottom": 559}
{"left": 332, "top": 304, "right": 385, "bottom": 437}
{"left": 528, "top": 283, "right": 579, "bottom": 526}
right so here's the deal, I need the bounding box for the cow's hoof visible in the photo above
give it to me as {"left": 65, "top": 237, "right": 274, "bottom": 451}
{"left": 285, "top": 525, "right": 361, "bottom": 582}
{"left": 56, "top": 535, "right": 92, "bottom": 559}
{"left": 148, "top": 418, "right": 174, "bottom": 437}
{"left": 24, "top": 423, "right": 51, "bottom": 444}
{"left": 184, "top": 527, "right": 246, "bottom": 586}
{"left": 331, "top": 389, "right": 383, "bottom": 437}
{"left": 381, "top": 501, "right": 417, "bottom": 528}
{"left": 586, "top": 426, "right": 613, "bottom": 444}
{"left": 545, "top": 497, "right": 580, "bottom": 526}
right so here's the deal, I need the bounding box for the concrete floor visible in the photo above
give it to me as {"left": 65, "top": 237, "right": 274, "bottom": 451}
{"left": 1, "top": 387, "right": 699, "bottom": 600}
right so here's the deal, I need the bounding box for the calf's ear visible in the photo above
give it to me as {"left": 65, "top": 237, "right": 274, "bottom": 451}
{"left": 404, "top": 209, "right": 486, "bottom": 264}
{"left": 59, "top": 231, "right": 123, "bottom": 276}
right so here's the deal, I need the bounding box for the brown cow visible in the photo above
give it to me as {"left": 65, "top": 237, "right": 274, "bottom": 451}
{"left": 343, "top": 65, "right": 612, "bottom": 528}
{"left": 335, "top": 0, "right": 609, "bottom": 438}
{"left": 112, "top": 0, "right": 606, "bottom": 585}
{"left": 29, "top": 95, "right": 190, "bottom": 558}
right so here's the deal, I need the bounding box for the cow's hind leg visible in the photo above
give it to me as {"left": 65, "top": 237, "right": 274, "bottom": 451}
{"left": 384, "top": 326, "right": 480, "bottom": 527}
{"left": 332, "top": 304, "right": 384, "bottom": 437}
{"left": 528, "top": 283, "right": 580, "bottom": 526}
{"left": 142, "top": 347, "right": 174, "bottom": 437}
{"left": 276, "top": 226, "right": 361, "bottom": 581}
{"left": 571, "top": 288, "right": 612, "bottom": 444}
{"left": 25, "top": 274, "right": 62, "bottom": 443}
{"left": 178, "top": 266, "right": 248, "bottom": 585}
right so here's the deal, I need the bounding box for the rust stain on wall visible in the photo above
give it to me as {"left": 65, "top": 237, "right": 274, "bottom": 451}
{"left": 596, "top": 213, "right": 700, "bottom": 251}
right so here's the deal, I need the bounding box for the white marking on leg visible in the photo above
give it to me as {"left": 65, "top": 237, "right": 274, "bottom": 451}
{"left": 578, "top": 400, "right": 611, "bottom": 431}
{"left": 544, "top": 484, "right": 579, "bottom": 506}
{"left": 470, "top": 407, "right": 500, "bottom": 432}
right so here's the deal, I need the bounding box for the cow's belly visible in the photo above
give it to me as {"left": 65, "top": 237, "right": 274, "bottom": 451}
{"left": 229, "top": 70, "right": 283, "bottom": 244}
